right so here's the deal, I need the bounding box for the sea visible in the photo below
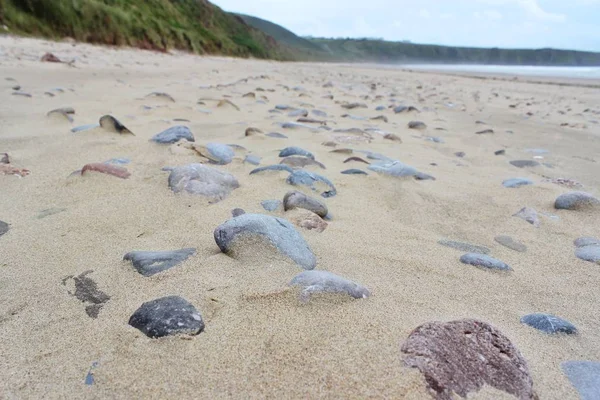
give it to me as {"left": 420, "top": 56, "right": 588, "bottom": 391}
{"left": 401, "top": 64, "right": 600, "bottom": 80}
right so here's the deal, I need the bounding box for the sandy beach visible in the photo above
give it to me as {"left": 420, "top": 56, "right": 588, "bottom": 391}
{"left": 1, "top": 36, "right": 600, "bottom": 399}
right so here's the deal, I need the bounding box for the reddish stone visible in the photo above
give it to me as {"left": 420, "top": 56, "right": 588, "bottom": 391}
{"left": 81, "top": 163, "right": 130, "bottom": 179}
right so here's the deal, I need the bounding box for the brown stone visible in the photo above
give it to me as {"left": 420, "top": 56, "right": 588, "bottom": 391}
{"left": 81, "top": 163, "right": 131, "bottom": 179}
{"left": 401, "top": 319, "right": 537, "bottom": 400}
{"left": 245, "top": 127, "right": 263, "bottom": 136}
{"left": 0, "top": 164, "right": 30, "bottom": 177}
{"left": 292, "top": 211, "right": 328, "bottom": 233}
{"left": 41, "top": 52, "right": 62, "bottom": 63}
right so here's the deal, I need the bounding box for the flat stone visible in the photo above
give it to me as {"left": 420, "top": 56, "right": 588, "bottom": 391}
{"left": 280, "top": 156, "right": 325, "bottom": 169}
{"left": 245, "top": 127, "right": 263, "bottom": 136}
{"left": 0, "top": 220, "right": 9, "bottom": 237}
{"left": 414, "top": 172, "right": 436, "bottom": 181}
{"left": 520, "top": 313, "right": 577, "bottom": 334}
{"left": 279, "top": 146, "right": 314, "bottom": 159}
{"left": 562, "top": 361, "right": 600, "bottom": 400}
{"left": 555, "top": 191, "right": 600, "bottom": 211}
{"left": 37, "top": 208, "right": 67, "bottom": 219}
{"left": 574, "top": 237, "right": 600, "bottom": 248}
{"left": 495, "top": 236, "right": 527, "bottom": 252}
{"left": 368, "top": 160, "right": 418, "bottom": 178}
{"left": 289, "top": 270, "right": 370, "bottom": 302}
{"left": 280, "top": 122, "right": 316, "bottom": 130}
{"left": 261, "top": 199, "right": 282, "bottom": 212}
{"left": 99, "top": 115, "right": 133, "bottom": 135}
{"left": 168, "top": 164, "right": 239, "bottom": 202}
{"left": 503, "top": 178, "right": 534, "bottom": 188}
{"left": 62, "top": 270, "right": 110, "bottom": 318}
{"left": 438, "top": 240, "right": 490, "bottom": 254}
{"left": 401, "top": 319, "right": 536, "bottom": 400}
{"left": 145, "top": 92, "right": 175, "bottom": 102}
{"left": 286, "top": 170, "right": 337, "bottom": 198}
{"left": 71, "top": 123, "right": 100, "bottom": 133}
{"left": 152, "top": 126, "right": 194, "bottom": 144}
{"left": 513, "top": 207, "right": 540, "bottom": 227}
{"left": 312, "top": 109, "right": 328, "bottom": 117}
{"left": 244, "top": 155, "right": 261, "bottom": 165}
{"left": 283, "top": 191, "right": 328, "bottom": 217}
{"left": 344, "top": 157, "right": 369, "bottom": 164}
{"left": 214, "top": 213, "right": 316, "bottom": 269}
{"left": 128, "top": 296, "right": 204, "bottom": 338}
{"left": 341, "top": 102, "right": 367, "bottom": 109}
{"left": 575, "top": 245, "right": 600, "bottom": 263}
{"left": 123, "top": 248, "right": 196, "bottom": 277}
{"left": 375, "top": 105, "right": 386, "bottom": 111}
{"left": 266, "top": 132, "right": 288, "bottom": 139}
{"left": 476, "top": 129, "right": 494, "bottom": 134}
{"left": 341, "top": 169, "right": 368, "bottom": 175}
{"left": 1, "top": 153, "right": 9, "bottom": 164}
{"left": 408, "top": 121, "right": 427, "bottom": 130}
{"left": 460, "top": 253, "right": 512, "bottom": 271}
{"left": 510, "top": 160, "right": 540, "bottom": 168}
{"left": 250, "top": 164, "right": 293, "bottom": 175}
{"left": 394, "top": 105, "right": 418, "bottom": 113}
{"left": 288, "top": 109, "right": 308, "bottom": 117}
{"left": 195, "top": 143, "right": 235, "bottom": 165}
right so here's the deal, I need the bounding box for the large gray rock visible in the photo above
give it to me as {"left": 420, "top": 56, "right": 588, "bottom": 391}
{"left": 289, "top": 270, "right": 370, "bottom": 302}
{"left": 503, "top": 178, "right": 534, "bottom": 188}
{"left": 214, "top": 213, "right": 316, "bottom": 269}
{"left": 128, "top": 296, "right": 204, "bottom": 338}
{"left": 168, "top": 164, "right": 239, "bottom": 202}
{"left": 123, "top": 248, "right": 196, "bottom": 277}
{"left": 575, "top": 245, "right": 600, "bottom": 263}
{"left": 152, "top": 126, "right": 195, "bottom": 144}
{"left": 520, "top": 313, "right": 577, "bottom": 334}
{"left": 286, "top": 170, "right": 337, "bottom": 198}
{"left": 555, "top": 191, "right": 600, "bottom": 211}
{"left": 283, "top": 191, "right": 328, "bottom": 217}
{"left": 279, "top": 146, "right": 315, "bottom": 159}
{"left": 460, "top": 253, "right": 512, "bottom": 271}
{"left": 562, "top": 361, "right": 600, "bottom": 400}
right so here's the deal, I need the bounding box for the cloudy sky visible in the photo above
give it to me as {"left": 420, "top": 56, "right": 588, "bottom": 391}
{"left": 213, "top": 0, "right": 600, "bottom": 51}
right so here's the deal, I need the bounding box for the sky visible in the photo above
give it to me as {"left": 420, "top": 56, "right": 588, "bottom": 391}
{"left": 212, "top": 0, "right": 600, "bottom": 52}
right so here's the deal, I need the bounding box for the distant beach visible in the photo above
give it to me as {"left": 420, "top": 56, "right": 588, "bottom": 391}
{"left": 402, "top": 64, "right": 600, "bottom": 80}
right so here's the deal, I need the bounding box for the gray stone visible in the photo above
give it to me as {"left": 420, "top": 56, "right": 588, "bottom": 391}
{"left": 394, "top": 105, "right": 418, "bottom": 113}
{"left": 214, "top": 213, "right": 316, "bottom": 269}
{"left": 575, "top": 245, "right": 600, "bottom": 263}
{"left": 168, "top": 164, "right": 239, "bottom": 202}
{"left": 510, "top": 160, "right": 540, "bottom": 168}
{"left": 495, "top": 149, "right": 506, "bottom": 155}
{"left": 104, "top": 158, "right": 130, "bottom": 165}
{"left": 503, "top": 178, "right": 534, "bottom": 188}
{"left": 341, "top": 169, "right": 368, "bottom": 175}
{"left": 231, "top": 208, "right": 246, "bottom": 217}
{"left": 438, "top": 240, "right": 490, "bottom": 254}
{"left": 555, "top": 191, "right": 600, "bottom": 211}
{"left": 244, "top": 155, "right": 261, "bottom": 165}
{"left": 279, "top": 146, "right": 314, "bottom": 159}
{"left": 425, "top": 136, "right": 444, "bottom": 143}
{"left": 145, "top": 92, "right": 175, "bottom": 102}
{"left": 408, "top": 121, "right": 427, "bottom": 130}
{"left": 128, "top": 296, "right": 204, "bottom": 338}
{"left": 289, "top": 270, "right": 370, "bottom": 303}
{"left": 280, "top": 156, "right": 326, "bottom": 170}
{"left": 199, "top": 143, "right": 235, "bottom": 165}
{"left": 261, "top": 200, "right": 282, "bottom": 212}
{"left": 288, "top": 109, "right": 308, "bottom": 117}
{"left": 99, "top": 115, "right": 133, "bottom": 135}
{"left": 414, "top": 172, "right": 436, "bottom": 181}
{"left": 495, "top": 236, "right": 527, "bottom": 252}
{"left": 521, "top": 313, "right": 577, "bottom": 334}
{"left": 250, "top": 164, "right": 294, "bottom": 175}
{"left": 455, "top": 152, "right": 466, "bottom": 158}
{"left": 123, "top": 248, "right": 196, "bottom": 277}
{"left": 266, "top": 132, "right": 288, "bottom": 139}
{"left": 286, "top": 170, "right": 337, "bottom": 198}
{"left": 562, "top": 361, "right": 600, "bottom": 400}
{"left": 375, "top": 105, "right": 387, "bottom": 111}
{"left": 280, "top": 122, "right": 316, "bottom": 130}
{"left": 311, "top": 109, "right": 328, "bottom": 117}
{"left": 283, "top": 191, "right": 328, "bottom": 218}
{"left": 368, "top": 160, "right": 418, "bottom": 178}
{"left": 476, "top": 129, "right": 494, "bottom": 134}
{"left": 574, "top": 237, "right": 600, "bottom": 248}
{"left": 71, "top": 123, "right": 100, "bottom": 133}
{"left": 460, "top": 253, "right": 512, "bottom": 271}
{"left": 275, "top": 104, "right": 292, "bottom": 110}
{"left": 341, "top": 102, "right": 367, "bottom": 109}
{"left": 0, "top": 220, "right": 9, "bottom": 237}
{"left": 513, "top": 207, "right": 540, "bottom": 227}
{"left": 152, "top": 125, "right": 194, "bottom": 144}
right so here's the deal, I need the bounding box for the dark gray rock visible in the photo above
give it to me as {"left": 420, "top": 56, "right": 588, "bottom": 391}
{"left": 286, "top": 170, "right": 337, "bottom": 198}
{"left": 513, "top": 207, "right": 540, "bottom": 227}
{"left": 510, "top": 160, "right": 540, "bottom": 168}
{"left": 279, "top": 146, "right": 314, "bottom": 159}
{"left": 99, "top": 115, "right": 133, "bottom": 135}
{"left": 261, "top": 200, "right": 282, "bottom": 212}
{"left": 574, "top": 237, "right": 600, "bottom": 248}
{"left": 289, "top": 270, "right": 370, "bottom": 302}
{"left": 460, "top": 253, "right": 512, "bottom": 271}
{"left": 495, "top": 236, "right": 527, "bottom": 252}
{"left": 375, "top": 105, "right": 386, "bottom": 111}
{"left": 408, "top": 121, "right": 427, "bottom": 130}
{"left": 0, "top": 220, "right": 9, "bottom": 237}
{"left": 341, "top": 169, "right": 368, "bottom": 175}
{"left": 250, "top": 164, "right": 294, "bottom": 175}
{"left": 128, "top": 296, "right": 204, "bottom": 338}
{"left": 214, "top": 213, "right": 316, "bottom": 269}
{"left": 562, "top": 361, "right": 600, "bottom": 400}
{"left": 503, "top": 178, "right": 534, "bottom": 188}
{"left": 168, "top": 164, "right": 239, "bottom": 202}
{"left": 283, "top": 191, "right": 328, "bottom": 217}
{"left": 152, "top": 125, "right": 194, "bottom": 144}
{"left": 521, "top": 313, "right": 577, "bottom": 334}
{"left": 495, "top": 149, "right": 506, "bottom": 155}
{"left": 438, "top": 240, "right": 490, "bottom": 254}
{"left": 244, "top": 154, "right": 261, "bottom": 165}
{"left": 555, "top": 191, "right": 600, "bottom": 211}
{"left": 123, "top": 248, "right": 196, "bottom": 277}
{"left": 266, "top": 132, "right": 288, "bottom": 139}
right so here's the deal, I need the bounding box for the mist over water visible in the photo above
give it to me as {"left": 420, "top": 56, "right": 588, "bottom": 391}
{"left": 402, "top": 64, "right": 600, "bottom": 80}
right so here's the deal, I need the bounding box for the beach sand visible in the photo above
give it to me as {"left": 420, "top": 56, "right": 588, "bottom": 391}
{"left": 1, "top": 36, "right": 599, "bottom": 399}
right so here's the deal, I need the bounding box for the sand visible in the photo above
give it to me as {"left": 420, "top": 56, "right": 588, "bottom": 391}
{"left": 1, "top": 35, "right": 599, "bottom": 399}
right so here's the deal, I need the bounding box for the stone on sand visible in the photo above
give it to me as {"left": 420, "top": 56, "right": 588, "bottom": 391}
{"left": 503, "top": 178, "right": 534, "bottom": 188}
{"left": 341, "top": 169, "right": 368, "bottom": 175}
{"left": 123, "top": 248, "right": 196, "bottom": 277}
{"left": 283, "top": 190, "right": 328, "bottom": 217}
{"left": 168, "top": 163, "right": 239, "bottom": 202}
{"left": 460, "top": 253, "right": 511, "bottom": 271}
{"left": 279, "top": 146, "right": 315, "bottom": 159}
{"left": 521, "top": 313, "right": 577, "bottom": 334}
{"left": 152, "top": 126, "right": 194, "bottom": 144}
{"left": 261, "top": 200, "right": 282, "bottom": 212}
{"left": 562, "top": 361, "right": 600, "bottom": 400}
{"left": 408, "top": 121, "right": 427, "bottom": 130}
{"left": 555, "top": 191, "right": 600, "bottom": 211}
{"left": 128, "top": 296, "right": 204, "bottom": 338}
{"left": 99, "top": 115, "right": 133, "bottom": 135}
{"left": 289, "top": 270, "right": 370, "bottom": 302}
{"left": 0, "top": 220, "right": 9, "bottom": 237}
{"left": 286, "top": 170, "right": 337, "bottom": 198}
{"left": 438, "top": 240, "right": 490, "bottom": 254}
{"left": 250, "top": 164, "right": 294, "bottom": 175}
{"left": 510, "top": 160, "right": 540, "bottom": 168}
{"left": 495, "top": 236, "right": 527, "bottom": 253}
{"left": 195, "top": 143, "right": 235, "bottom": 165}
{"left": 280, "top": 156, "right": 325, "bottom": 169}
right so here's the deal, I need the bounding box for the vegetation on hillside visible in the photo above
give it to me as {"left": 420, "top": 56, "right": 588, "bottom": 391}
{"left": 0, "top": 0, "right": 293, "bottom": 59}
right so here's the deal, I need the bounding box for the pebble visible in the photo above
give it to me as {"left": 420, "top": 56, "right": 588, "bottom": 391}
{"left": 383, "top": 133, "right": 402, "bottom": 142}
{"left": 368, "top": 160, "right": 418, "bottom": 178}
{"left": 475, "top": 129, "right": 494, "bottom": 134}
{"left": 288, "top": 109, "right": 308, "bottom": 117}
{"left": 341, "top": 102, "right": 367, "bottom": 109}
{"left": 62, "top": 270, "right": 110, "bottom": 318}
{"left": 460, "top": 253, "right": 511, "bottom": 271}
{"left": 266, "top": 132, "right": 288, "bottom": 139}
{"left": 312, "top": 109, "right": 328, "bottom": 117}
{"left": 343, "top": 156, "right": 369, "bottom": 164}
{"left": 341, "top": 169, "right": 368, "bottom": 175}
{"left": 245, "top": 127, "right": 263, "bottom": 136}
{"left": 71, "top": 123, "right": 100, "bottom": 133}
{"left": 244, "top": 154, "right": 261, "bottom": 165}
{"left": 275, "top": 104, "right": 292, "bottom": 110}
{"left": 401, "top": 319, "right": 535, "bottom": 400}
{"left": 555, "top": 191, "right": 600, "bottom": 210}
{"left": 81, "top": 163, "right": 130, "bottom": 179}
{"left": 574, "top": 237, "right": 600, "bottom": 248}
{"left": 145, "top": 92, "right": 175, "bottom": 102}
{"left": 123, "top": 248, "right": 196, "bottom": 277}
{"left": 375, "top": 105, "right": 386, "bottom": 111}
{"left": 280, "top": 156, "right": 325, "bottom": 169}
{"left": 231, "top": 208, "right": 246, "bottom": 217}
{"left": 196, "top": 143, "right": 235, "bottom": 165}
{"left": 495, "top": 236, "right": 527, "bottom": 252}
{"left": 521, "top": 313, "right": 577, "bottom": 334}
{"left": 455, "top": 152, "right": 466, "bottom": 158}
{"left": 151, "top": 126, "right": 194, "bottom": 144}
{"left": 495, "top": 149, "right": 506, "bottom": 155}
{"left": 250, "top": 164, "right": 293, "bottom": 175}
{"left": 214, "top": 213, "right": 316, "bottom": 269}
{"left": 280, "top": 122, "right": 315, "bottom": 130}
{"left": 279, "top": 146, "right": 314, "bottom": 159}
{"left": 283, "top": 190, "right": 328, "bottom": 217}
{"left": 1, "top": 153, "right": 8, "bottom": 164}
{"left": 370, "top": 115, "right": 388, "bottom": 123}
{"left": 562, "top": 361, "right": 600, "bottom": 400}
{"left": 503, "top": 178, "right": 533, "bottom": 188}
{"left": 261, "top": 199, "right": 282, "bottom": 212}
{"left": 575, "top": 242, "right": 600, "bottom": 263}
{"left": 425, "top": 136, "right": 444, "bottom": 143}
{"left": 510, "top": 160, "right": 540, "bottom": 168}
{"left": 0, "top": 220, "right": 9, "bottom": 237}
{"left": 168, "top": 164, "right": 239, "bottom": 202}
{"left": 128, "top": 296, "right": 204, "bottom": 338}
{"left": 99, "top": 115, "right": 133, "bottom": 135}
{"left": 12, "top": 91, "right": 32, "bottom": 97}
{"left": 513, "top": 207, "right": 540, "bottom": 227}
{"left": 408, "top": 121, "right": 427, "bottom": 130}
{"left": 289, "top": 270, "right": 370, "bottom": 302}
{"left": 342, "top": 114, "right": 368, "bottom": 121}
{"left": 286, "top": 170, "right": 337, "bottom": 198}
{"left": 438, "top": 240, "right": 490, "bottom": 254}
{"left": 394, "top": 105, "right": 418, "bottom": 113}
{"left": 104, "top": 158, "right": 130, "bottom": 165}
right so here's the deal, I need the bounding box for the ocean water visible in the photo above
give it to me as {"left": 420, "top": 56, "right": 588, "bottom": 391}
{"left": 402, "top": 64, "right": 600, "bottom": 80}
